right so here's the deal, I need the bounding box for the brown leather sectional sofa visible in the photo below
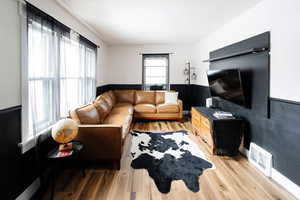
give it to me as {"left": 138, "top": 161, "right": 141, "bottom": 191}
{"left": 69, "top": 90, "right": 183, "bottom": 168}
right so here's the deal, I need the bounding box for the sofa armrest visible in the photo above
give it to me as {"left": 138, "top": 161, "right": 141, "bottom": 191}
{"left": 76, "top": 124, "right": 122, "bottom": 161}
{"left": 178, "top": 99, "right": 183, "bottom": 119}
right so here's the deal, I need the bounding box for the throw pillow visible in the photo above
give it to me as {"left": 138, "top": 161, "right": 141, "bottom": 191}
{"left": 165, "top": 92, "right": 178, "bottom": 105}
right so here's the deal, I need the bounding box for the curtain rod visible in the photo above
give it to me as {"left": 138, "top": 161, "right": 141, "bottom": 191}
{"left": 138, "top": 53, "right": 175, "bottom": 55}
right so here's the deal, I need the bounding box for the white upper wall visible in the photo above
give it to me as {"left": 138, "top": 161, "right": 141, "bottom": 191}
{"left": 192, "top": 0, "right": 300, "bottom": 102}
{"left": 0, "top": 0, "right": 108, "bottom": 109}
{"left": 0, "top": 0, "right": 21, "bottom": 109}
{"left": 105, "top": 44, "right": 193, "bottom": 84}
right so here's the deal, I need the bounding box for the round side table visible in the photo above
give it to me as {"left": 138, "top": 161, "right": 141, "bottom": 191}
{"left": 47, "top": 141, "right": 84, "bottom": 200}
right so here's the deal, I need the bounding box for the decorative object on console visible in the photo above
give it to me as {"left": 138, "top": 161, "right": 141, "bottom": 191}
{"left": 206, "top": 97, "right": 213, "bottom": 108}
{"left": 191, "top": 107, "right": 244, "bottom": 156}
{"left": 130, "top": 130, "right": 214, "bottom": 193}
{"left": 213, "top": 111, "right": 235, "bottom": 119}
{"left": 51, "top": 118, "right": 78, "bottom": 151}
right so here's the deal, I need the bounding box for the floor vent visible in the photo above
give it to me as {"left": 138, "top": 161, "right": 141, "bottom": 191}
{"left": 249, "top": 143, "right": 272, "bottom": 177}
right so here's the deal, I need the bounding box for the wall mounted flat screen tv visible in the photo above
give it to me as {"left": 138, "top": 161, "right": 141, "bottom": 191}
{"left": 207, "top": 69, "right": 246, "bottom": 107}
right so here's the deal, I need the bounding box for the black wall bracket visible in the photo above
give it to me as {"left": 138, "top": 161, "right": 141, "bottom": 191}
{"left": 203, "top": 47, "right": 269, "bottom": 63}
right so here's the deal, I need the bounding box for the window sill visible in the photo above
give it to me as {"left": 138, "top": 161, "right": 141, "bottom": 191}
{"left": 19, "top": 126, "right": 53, "bottom": 154}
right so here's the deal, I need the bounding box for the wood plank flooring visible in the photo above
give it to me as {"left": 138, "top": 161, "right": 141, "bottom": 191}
{"left": 42, "top": 121, "right": 296, "bottom": 200}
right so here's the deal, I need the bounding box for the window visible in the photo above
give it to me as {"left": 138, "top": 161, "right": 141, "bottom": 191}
{"left": 22, "top": 3, "right": 97, "bottom": 148}
{"left": 142, "top": 54, "right": 169, "bottom": 90}
{"left": 59, "top": 35, "right": 97, "bottom": 116}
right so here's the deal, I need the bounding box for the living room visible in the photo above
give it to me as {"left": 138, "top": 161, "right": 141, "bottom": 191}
{"left": 1, "top": 0, "right": 300, "bottom": 200}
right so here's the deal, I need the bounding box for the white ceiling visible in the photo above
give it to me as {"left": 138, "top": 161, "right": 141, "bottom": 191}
{"left": 57, "top": 0, "right": 262, "bottom": 45}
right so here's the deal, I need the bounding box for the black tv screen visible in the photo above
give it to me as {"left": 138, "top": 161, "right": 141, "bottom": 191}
{"left": 207, "top": 69, "right": 246, "bottom": 106}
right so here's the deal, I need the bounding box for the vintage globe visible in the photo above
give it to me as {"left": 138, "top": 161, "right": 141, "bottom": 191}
{"left": 51, "top": 119, "right": 78, "bottom": 144}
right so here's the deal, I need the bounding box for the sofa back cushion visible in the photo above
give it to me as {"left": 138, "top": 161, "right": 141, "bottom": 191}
{"left": 113, "top": 90, "right": 135, "bottom": 104}
{"left": 93, "top": 96, "right": 112, "bottom": 122}
{"left": 156, "top": 91, "right": 165, "bottom": 104}
{"left": 76, "top": 104, "right": 100, "bottom": 124}
{"left": 101, "top": 92, "right": 114, "bottom": 109}
{"left": 135, "top": 91, "right": 155, "bottom": 104}
{"left": 108, "top": 90, "right": 117, "bottom": 106}
{"left": 69, "top": 110, "right": 81, "bottom": 124}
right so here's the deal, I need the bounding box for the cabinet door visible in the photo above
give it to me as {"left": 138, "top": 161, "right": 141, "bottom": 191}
{"left": 191, "top": 108, "right": 201, "bottom": 134}
{"left": 199, "top": 116, "right": 214, "bottom": 150}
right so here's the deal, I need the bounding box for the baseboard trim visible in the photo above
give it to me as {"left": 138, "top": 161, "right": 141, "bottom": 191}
{"left": 271, "top": 168, "right": 300, "bottom": 199}
{"left": 239, "top": 147, "right": 249, "bottom": 157}
{"left": 239, "top": 147, "right": 300, "bottom": 199}
{"left": 16, "top": 178, "right": 40, "bottom": 200}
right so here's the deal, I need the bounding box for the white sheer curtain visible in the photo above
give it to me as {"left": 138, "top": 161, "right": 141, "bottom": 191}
{"left": 27, "top": 13, "right": 59, "bottom": 140}
{"left": 22, "top": 3, "right": 97, "bottom": 147}
{"left": 59, "top": 32, "right": 97, "bottom": 117}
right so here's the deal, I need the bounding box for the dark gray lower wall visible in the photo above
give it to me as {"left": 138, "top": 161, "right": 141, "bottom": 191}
{"left": 0, "top": 106, "right": 54, "bottom": 200}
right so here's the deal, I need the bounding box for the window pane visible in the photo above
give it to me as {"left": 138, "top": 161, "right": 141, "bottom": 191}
{"left": 60, "top": 78, "right": 85, "bottom": 116}
{"left": 143, "top": 55, "right": 169, "bottom": 89}
{"left": 144, "top": 57, "right": 167, "bottom": 67}
{"left": 145, "top": 77, "right": 166, "bottom": 84}
{"left": 145, "top": 67, "right": 166, "bottom": 77}
{"left": 28, "top": 22, "right": 58, "bottom": 78}
{"left": 60, "top": 37, "right": 83, "bottom": 78}
{"left": 85, "top": 48, "right": 96, "bottom": 78}
{"left": 28, "top": 79, "right": 55, "bottom": 134}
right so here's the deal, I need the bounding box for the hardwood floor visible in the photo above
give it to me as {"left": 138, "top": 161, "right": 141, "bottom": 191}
{"left": 43, "top": 121, "right": 296, "bottom": 200}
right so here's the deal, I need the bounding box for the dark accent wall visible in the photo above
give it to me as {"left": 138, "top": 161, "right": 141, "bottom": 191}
{"left": 191, "top": 84, "right": 300, "bottom": 186}
{"left": 210, "top": 32, "right": 270, "bottom": 118}
{"left": 195, "top": 31, "right": 300, "bottom": 186}
{"left": 0, "top": 106, "right": 22, "bottom": 199}
{"left": 0, "top": 106, "right": 54, "bottom": 200}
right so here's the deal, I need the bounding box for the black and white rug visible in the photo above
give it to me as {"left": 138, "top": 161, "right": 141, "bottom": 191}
{"left": 130, "top": 130, "right": 215, "bottom": 193}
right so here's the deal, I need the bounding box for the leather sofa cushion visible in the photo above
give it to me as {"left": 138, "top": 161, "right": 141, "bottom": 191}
{"left": 135, "top": 91, "right": 155, "bottom": 104}
{"left": 157, "top": 104, "right": 180, "bottom": 113}
{"left": 114, "top": 90, "right": 135, "bottom": 104}
{"left": 93, "top": 97, "right": 111, "bottom": 122}
{"left": 69, "top": 110, "right": 81, "bottom": 124}
{"left": 108, "top": 90, "right": 117, "bottom": 106}
{"left": 103, "top": 113, "right": 132, "bottom": 138}
{"left": 111, "top": 103, "right": 133, "bottom": 115}
{"left": 156, "top": 91, "right": 165, "bottom": 104}
{"left": 76, "top": 104, "right": 100, "bottom": 124}
{"left": 134, "top": 104, "right": 156, "bottom": 113}
{"left": 101, "top": 92, "right": 114, "bottom": 109}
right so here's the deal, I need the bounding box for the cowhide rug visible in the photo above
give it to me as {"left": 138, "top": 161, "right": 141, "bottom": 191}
{"left": 130, "top": 130, "right": 215, "bottom": 193}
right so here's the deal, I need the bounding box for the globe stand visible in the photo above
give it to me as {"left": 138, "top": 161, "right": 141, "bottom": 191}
{"left": 59, "top": 143, "right": 73, "bottom": 152}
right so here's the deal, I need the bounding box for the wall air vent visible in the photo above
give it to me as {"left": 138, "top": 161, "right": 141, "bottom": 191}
{"left": 249, "top": 143, "right": 272, "bottom": 177}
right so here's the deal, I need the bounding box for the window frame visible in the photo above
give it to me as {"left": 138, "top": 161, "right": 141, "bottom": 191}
{"left": 142, "top": 54, "right": 170, "bottom": 90}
